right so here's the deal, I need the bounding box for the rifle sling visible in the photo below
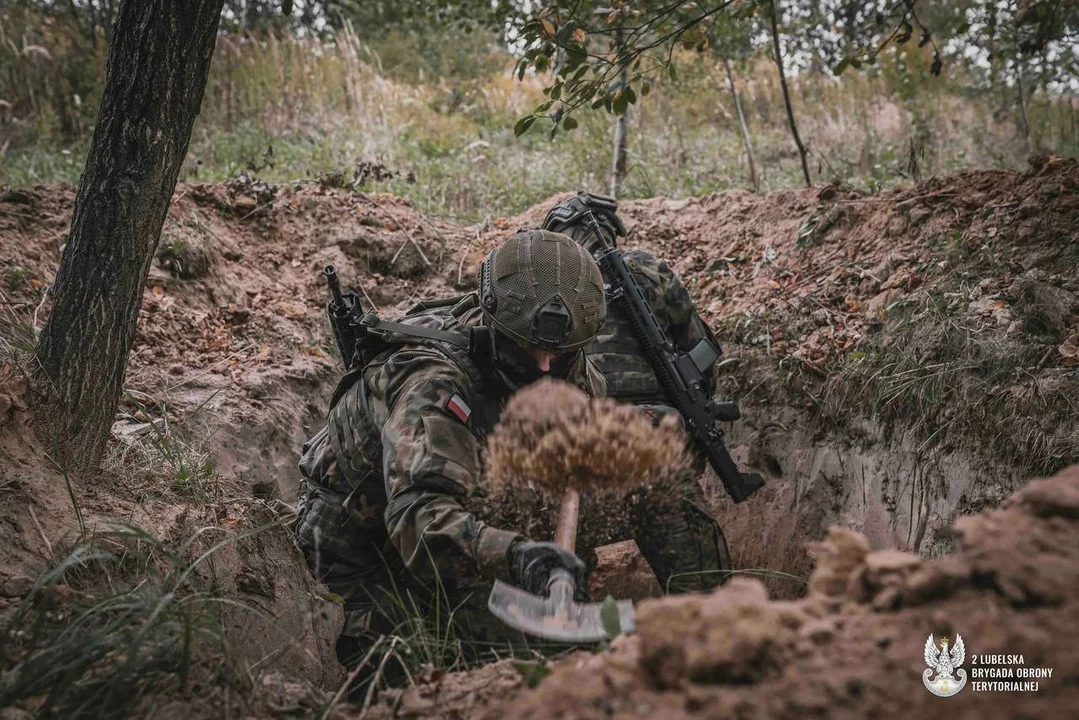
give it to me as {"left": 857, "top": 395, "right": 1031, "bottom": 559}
{"left": 364, "top": 316, "right": 472, "bottom": 350}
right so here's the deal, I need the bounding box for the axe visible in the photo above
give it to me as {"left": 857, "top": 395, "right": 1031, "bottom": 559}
{"left": 487, "top": 486, "right": 636, "bottom": 643}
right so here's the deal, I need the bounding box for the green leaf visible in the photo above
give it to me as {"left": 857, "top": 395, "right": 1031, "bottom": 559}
{"left": 536, "top": 100, "right": 553, "bottom": 112}
{"left": 551, "top": 82, "right": 562, "bottom": 100}
{"left": 625, "top": 86, "right": 637, "bottom": 105}
{"left": 667, "top": 62, "right": 678, "bottom": 82}
{"left": 566, "top": 48, "right": 586, "bottom": 70}
{"left": 613, "top": 90, "right": 629, "bottom": 115}
{"left": 514, "top": 115, "right": 537, "bottom": 137}
{"left": 319, "top": 591, "right": 345, "bottom": 605}
{"left": 641, "top": 81, "right": 651, "bottom": 97}
{"left": 600, "top": 595, "right": 622, "bottom": 639}
{"left": 562, "top": 116, "right": 579, "bottom": 131}
{"left": 536, "top": 55, "right": 549, "bottom": 73}
{"left": 512, "top": 662, "right": 552, "bottom": 689}
{"left": 832, "top": 57, "right": 862, "bottom": 76}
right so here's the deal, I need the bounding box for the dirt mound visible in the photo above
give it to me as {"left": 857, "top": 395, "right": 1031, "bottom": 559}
{"left": 466, "top": 464, "right": 1079, "bottom": 719}
{"left": 0, "top": 378, "right": 343, "bottom": 716}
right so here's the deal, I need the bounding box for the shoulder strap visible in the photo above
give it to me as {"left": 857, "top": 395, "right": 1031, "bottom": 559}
{"left": 361, "top": 314, "right": 471, "bottom": 350}
{"left": 404, "top": 293, "right": 473, "bottom": 317}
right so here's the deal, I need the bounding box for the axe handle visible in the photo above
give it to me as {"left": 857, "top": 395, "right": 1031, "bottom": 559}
{"left": 554, "top": 487, "right": 580, "bottom": 553}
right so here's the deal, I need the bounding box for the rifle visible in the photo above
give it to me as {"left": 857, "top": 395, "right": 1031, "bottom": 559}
{"left": 323, "top": 265, "right": 366, "bottom": 370}
{"left": 584, "top": 213, "right": 764, "bottom": 503}
{"left": 323, "top": 265, "right": 474, "bottom": 373}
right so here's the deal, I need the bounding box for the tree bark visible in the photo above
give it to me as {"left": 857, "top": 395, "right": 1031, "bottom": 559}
{"left": 610, "top": 30, "right": 631, "bottom": 198}
{"left": 33, "top": 0, "right": 225, "bottom": 476}
{"left": 768, "top": 0, "right": 811, "bottom": 187}
{"left": 1016, "top": 59, "right": 1035, "bottom": 155}
{"left": 721, "top": 55, "right": 758, "bottom": 192}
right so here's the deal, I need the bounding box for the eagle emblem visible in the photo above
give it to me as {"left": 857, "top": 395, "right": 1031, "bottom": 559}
{"left": 923, "top": 633, "right": 967, "bottom": 697}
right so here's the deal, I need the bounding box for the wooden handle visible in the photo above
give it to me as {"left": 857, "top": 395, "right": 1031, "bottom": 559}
{"left": 554, "top": 487, "right": 580, "bottom": 553}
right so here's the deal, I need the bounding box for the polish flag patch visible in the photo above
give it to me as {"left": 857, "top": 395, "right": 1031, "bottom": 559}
{"left": 446, "top": 393, "right": 472, "bottom": 423}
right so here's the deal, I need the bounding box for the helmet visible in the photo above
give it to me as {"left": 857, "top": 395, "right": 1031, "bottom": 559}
{"left": 479, "top": 229, "right": 606, "bottom": 354}
{"left": 541, "top": 191, "right": 627, "bottom": 253}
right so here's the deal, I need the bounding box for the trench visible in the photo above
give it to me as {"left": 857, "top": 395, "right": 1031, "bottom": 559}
{"left": 193, "top": 360, "right": 1024, "bottom": 609}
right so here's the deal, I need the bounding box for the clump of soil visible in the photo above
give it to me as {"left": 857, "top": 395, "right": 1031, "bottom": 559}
{"left": 476, "top": 379, "right": 692, "bottom": 572}
{"left": 485, "top": 378, "right": 690, "bottom": 496}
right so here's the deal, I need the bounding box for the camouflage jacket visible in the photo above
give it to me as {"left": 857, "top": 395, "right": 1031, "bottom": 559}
{"left": 587, "top": 249, "right": 718, "bottom": 404}
{"left": 297, "top": 293, "right": 606, "bottom": 587}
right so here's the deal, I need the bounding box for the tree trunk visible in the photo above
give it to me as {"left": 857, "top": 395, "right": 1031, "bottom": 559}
{"left": 768, "top": 0, "right": 811, "bottom": 187}
{"left": 610, "top": 30, "right": 631, "bottom": 198}
{"left": 1016, "top": 59, "right": 1035, "bottom": 155}
{"left": 610, "top": 101, "right": 630, "bottom": 197}
{"left": 721, "top": 56, "right": 758, "bottom": 192}
{"left": 33, "top": 0, "right": 225, "bottom": 476}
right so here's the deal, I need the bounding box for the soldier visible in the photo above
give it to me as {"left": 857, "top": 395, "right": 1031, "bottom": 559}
{"left": 542, "top": 191, "right": 734, "bottom": 594}
{"left": 293, "top": 229, "right": 607, "bottom": 670}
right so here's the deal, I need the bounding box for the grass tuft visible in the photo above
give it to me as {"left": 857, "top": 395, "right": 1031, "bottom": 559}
{"left": 0, "top": 525, "right": 262, "bottom": 719}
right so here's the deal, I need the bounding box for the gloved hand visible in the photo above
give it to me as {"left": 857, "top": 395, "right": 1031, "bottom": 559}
{"left": 508, "top": 540, "right": 589, "bottom": 601}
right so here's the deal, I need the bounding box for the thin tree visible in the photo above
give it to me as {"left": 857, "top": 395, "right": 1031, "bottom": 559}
{"left": 34, "top": 0, "right": 226, "bottom": 475}
{"left": 610, "top": 27, "right": 631, "bottom": 198}
{"left": 720, "top": 55, "right": 758, "bottom": 192}
{"left": 767, "top": 0, "right": 811, "bottom": 187}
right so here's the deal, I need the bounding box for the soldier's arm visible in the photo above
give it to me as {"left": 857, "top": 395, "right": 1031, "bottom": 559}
{"left": 378, "top": 361, "right": 520, "bottom": 585}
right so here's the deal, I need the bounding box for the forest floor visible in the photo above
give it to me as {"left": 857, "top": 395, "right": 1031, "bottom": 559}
{"left": 0, "top": 157, "right": 1076, "bottom": 717}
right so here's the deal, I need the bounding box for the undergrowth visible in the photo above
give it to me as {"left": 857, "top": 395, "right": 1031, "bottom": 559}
{"left": 817, "top": 284, "right": 1077, "bottom": 478}
{"left": 0, "top": 525, "right": 262, "bottom": 719}
{"left": 4, "top": 22, "right": 1076, "bottom": 219}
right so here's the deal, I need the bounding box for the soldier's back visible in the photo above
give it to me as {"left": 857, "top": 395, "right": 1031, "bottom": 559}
{"left": 588, "top": 249, "right": 709, "bottom": 404}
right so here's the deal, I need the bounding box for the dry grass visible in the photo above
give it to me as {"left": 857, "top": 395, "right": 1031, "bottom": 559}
{"left": 2, "top": 16, "right": 1076, "bottom": 218}
{"left": 818, "top": 290, "right": 1079, "bottom": 478}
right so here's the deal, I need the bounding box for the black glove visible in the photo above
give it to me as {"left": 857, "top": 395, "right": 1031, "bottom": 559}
{"left": 508, "top": 540, "right": 589, "bottom": 601}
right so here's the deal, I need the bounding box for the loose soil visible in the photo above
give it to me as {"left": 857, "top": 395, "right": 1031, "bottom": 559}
{"left": 1, "top": 157, "right": 1076, "bottom": 717}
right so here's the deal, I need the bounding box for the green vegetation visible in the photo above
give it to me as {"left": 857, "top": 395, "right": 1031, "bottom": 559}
{"left": 2, "top": 5, "right": 1076, "bottom": 221}
{"left": 0, "top": 526, "right": 255, "bottom": 719}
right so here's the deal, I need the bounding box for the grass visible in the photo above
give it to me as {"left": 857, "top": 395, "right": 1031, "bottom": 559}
{"left": 817, "top": 286, "right": 1078, "bottom": 478}
{"left": 106, "top": 394, "right": 220, "bottom": 507}
{"left": 3, "top": 22, "right": 1076, "bottom": 220}
{"left": 0, "top": 525, "right": 260, "bottom": 719}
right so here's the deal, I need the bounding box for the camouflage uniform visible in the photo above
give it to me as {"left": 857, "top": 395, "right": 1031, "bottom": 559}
{"left": 293, "top": 293, "right": 606, "bottom": 664}
{"left": 543, "top": 194, "right": 733, "bottom": 594}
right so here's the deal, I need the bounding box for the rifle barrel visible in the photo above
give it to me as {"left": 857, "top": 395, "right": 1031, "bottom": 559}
{"left": 324, "top": 265, "right": 346, "bottom": 308}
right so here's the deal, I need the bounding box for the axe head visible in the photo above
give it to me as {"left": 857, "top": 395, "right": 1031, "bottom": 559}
{"left": 487, "top": 578, "right": 636, "bottom": 644}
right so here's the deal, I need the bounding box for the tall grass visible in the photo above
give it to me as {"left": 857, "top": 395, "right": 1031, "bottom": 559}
{"left": 1, "top": 14, "right": 1077, "bottom": 219}
{"left": 0, "top": 525, "right": 259, "bottom": 719}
